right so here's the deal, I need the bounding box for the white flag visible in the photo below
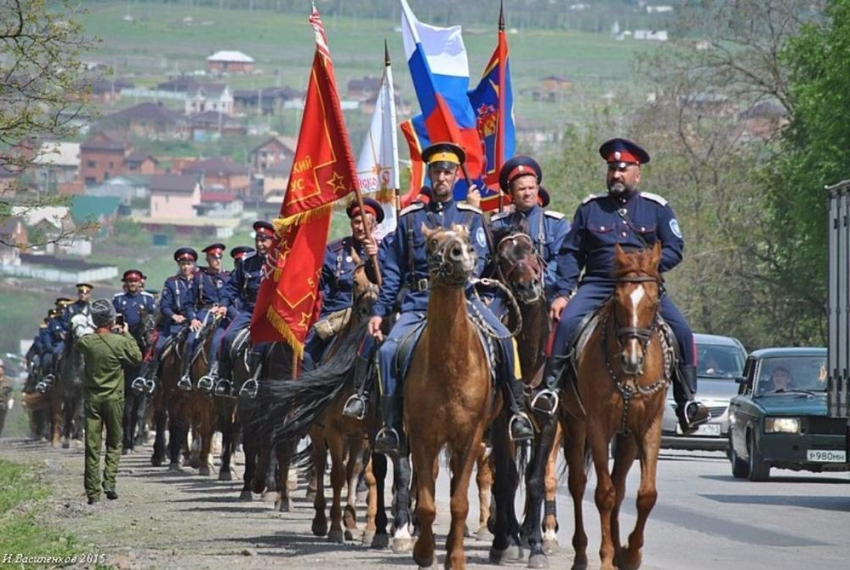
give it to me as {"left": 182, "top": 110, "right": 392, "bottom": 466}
{"left": 356, "top": 55, "right": 400, "bottom": 240}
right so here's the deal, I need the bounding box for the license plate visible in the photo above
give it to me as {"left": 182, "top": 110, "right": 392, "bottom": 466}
{"left": 677, "top": 423, "right": 721, "bottom": 436}
{"left": 807, "top": 449, "right": 847, "bottom": 463}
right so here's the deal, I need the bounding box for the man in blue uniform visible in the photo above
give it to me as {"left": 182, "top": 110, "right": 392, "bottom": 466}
{"left": 305, "top": 197, "right": 382, "bottom": 372}
{"left": 230, "top": 246, "right": 254, "bottom": 270}
{"left": 43, "top": 298, "right": 72, "bottom": 379}
{"left": 534, "top": 138, "right": 708, "bottom": 433}
{"left": 489, "top": 156, "right": 570, "bottom": 315}
{"left": 150, "top": 248, "right": 196, "bottom": 383}
{"left": 63, "top": 283, "right": 94, "bottom": 338}
{"left": 213, "top": 221, "right": 274, "bottom": 393}
{"left": 113, "top": 270, "right": 156, "bottom": 333}
{"left": 182, "top": 243, "right": 231, "bottom": 390}
{"left": 366, "top": 142, "right": 534, "bottom": 454}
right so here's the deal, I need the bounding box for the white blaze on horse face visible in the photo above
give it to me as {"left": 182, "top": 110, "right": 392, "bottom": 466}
{"left": 629, "top": 284, "right": 645, "bottom": 330}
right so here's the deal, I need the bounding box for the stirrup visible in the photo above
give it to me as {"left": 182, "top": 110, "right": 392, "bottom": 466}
{"left": 177, "top": 374, "right": 193, "bottom": 392}
{"left": 239, "top": 378, "right": 259, "bottom": 399}
{"left": 530, "top": 389, "right": 559, "bottom": 416}
{"left": 508, "top": 412, "right": 535, "bottom": 442}
{"left": 145, "top": 378, "right": 156, "bottom": 394}
{"left": 342, "top": 394, "right": 367, "bottom": 420}
{"left": 35, "top": 382, "right": 47, "bottom": 393}
{"left": 374, "top": 427, "right": 400, "bottom": 456}
{"left": 214, "top": 379, "right": 234, "bottom": 398}
{"left": 197, "top": 375, "right": 215, "bottom": 393}
{"left": 131, "top": 377, "right": 147, "bottom": 394}
{"left": 686, "top": 401, "right": 710, "bottom": 426}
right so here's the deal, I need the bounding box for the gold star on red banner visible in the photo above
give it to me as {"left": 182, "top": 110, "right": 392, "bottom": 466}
{"left": 297, "top": 311, "right": 312, "bottom": 331}
{"left": 327, "top": 171, "right": 346, "bottom": 195}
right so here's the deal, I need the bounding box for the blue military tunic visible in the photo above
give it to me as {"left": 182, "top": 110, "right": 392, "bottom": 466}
{"left": 321, "top": 237, "right": 369, "bottom": 317}
{"left": 220, "top": 251, "right": 267, "bottom": 355}
{"left": 42, "top": 316, "right": 66, "bottom": 374}
{"left": 112, "top": 291, "right": 156, "bottom": 330}
{"left": 155, "top": 274, "right": 193, "bottom": 353}
{"left": 62, "top": 300, "right": 91, "bottom": 337}
{"left": 551, "top": 190, "right": 694, "bottom": 365}
{"left": 489, "top": 204, "right": 570, "bottom": 302}
{"left": 371, "top": 197, "right": 515, "bottom": 397}
{"left": 186, "top": 267, "right": 231, "bottom": 358}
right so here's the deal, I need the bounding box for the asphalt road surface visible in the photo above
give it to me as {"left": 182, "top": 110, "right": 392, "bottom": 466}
{"left": 0, "top": 437, "right": 847, "bottom": 569}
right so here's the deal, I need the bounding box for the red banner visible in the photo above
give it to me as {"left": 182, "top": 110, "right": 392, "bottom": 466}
{"left": 250, "top": 7, "right": 358, "bottom": 355}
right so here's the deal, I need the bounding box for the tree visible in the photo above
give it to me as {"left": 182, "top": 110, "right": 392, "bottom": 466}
{"left": 0, "top": 0, "right": 98, "bottom": 245}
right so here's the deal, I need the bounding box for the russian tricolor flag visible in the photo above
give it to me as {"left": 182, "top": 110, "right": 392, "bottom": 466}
{"left": 400, "top": 0, "right": 485, "bottom": 198}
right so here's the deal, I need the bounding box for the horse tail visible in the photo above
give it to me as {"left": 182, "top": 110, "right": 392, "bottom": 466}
{"left": 258, "top": 321, "right": 367, "bottom": 448}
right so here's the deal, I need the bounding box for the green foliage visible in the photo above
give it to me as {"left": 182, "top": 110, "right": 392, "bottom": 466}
{"left": 0, "top": 460, "right": 80, "bottom": 561}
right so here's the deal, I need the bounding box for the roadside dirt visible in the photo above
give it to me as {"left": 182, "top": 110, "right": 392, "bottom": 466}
{"left": 0, "top": 437, "right": 572, "bottom": 569}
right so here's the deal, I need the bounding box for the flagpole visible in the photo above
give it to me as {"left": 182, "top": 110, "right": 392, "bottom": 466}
{"left": 497, "top": 0, "right": 507, "bottom": 213}
{"left": 385, "top": 39, "right": 402, "bottom": 218}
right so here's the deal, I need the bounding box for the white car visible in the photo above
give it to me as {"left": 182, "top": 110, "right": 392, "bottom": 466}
{"left": 661, "top": 333, "right": 747, "bottom": 451}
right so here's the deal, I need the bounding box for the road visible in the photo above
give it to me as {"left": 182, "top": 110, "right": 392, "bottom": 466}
{"left": 0, "top": 437, "right": 848, "bottom": 569}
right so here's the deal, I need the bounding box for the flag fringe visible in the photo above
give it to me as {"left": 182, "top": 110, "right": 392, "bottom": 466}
{"left": 265, "top": 305, "right": 305, "bottom": 359}
{"left": 331, "top": 187, "right": 396, "bottom": 211}
{"left": 274, "top": 203, "right": 334, "bottom": 231}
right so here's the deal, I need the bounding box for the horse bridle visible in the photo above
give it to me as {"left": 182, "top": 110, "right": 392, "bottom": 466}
{"left": 427, "top": 232, "right": 475, "bottom": 287}
{"left": 611, "top": 274, "right": 661, "bottom": 348}
{"left": 495, "top": 233, "right": 546, "bottom": 301}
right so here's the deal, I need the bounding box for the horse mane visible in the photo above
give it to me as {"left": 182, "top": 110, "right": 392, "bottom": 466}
{"left": 612, "top": 247, "right": 660, "bottom": 281}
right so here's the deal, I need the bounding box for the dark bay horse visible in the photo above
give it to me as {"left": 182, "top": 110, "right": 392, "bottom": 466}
{"left": 58, "top": 314, "right": 94, "bottom": 448}
{"left": 149, "top": 327, "right": 191, "bottom": 470}
{"left": 404, "top": 224, "right": 521, "bottom": 570}
{"left": 124, "top": 313, "right": 157, "bottom": 453}
{"left": 531, "top": 244, "right": 671, "bottom": 570}
{"left": 490, "top": 228, "right": 563, "bottom": 557}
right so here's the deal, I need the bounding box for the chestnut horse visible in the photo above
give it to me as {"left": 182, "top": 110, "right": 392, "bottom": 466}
{"left": 404, "top": 224, "right": 520, "bottom": 569}
{"left": 538, "top": 244, "right": 670, "bottom": 570}
{"left": 490, "top": 228, "right": 563, "bottom": 556}
{"left": 149, "top": 328, "right": 191, "bottom": 470}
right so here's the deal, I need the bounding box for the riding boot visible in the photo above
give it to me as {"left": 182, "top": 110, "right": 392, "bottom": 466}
{"left": 530, "top": 354, "right": 569, "bottom": 416}
{"left": 177, "top": 346, "right": 193, "bottom": 391}
{"left": 674, "top": 364, "right": 709, "bottom": 434}
{"left": 505, "top": 378, "right": 534, "bottom": 441}
{"left": 374, "top": 395, "right": 405, "bottom": 456}
{"left": 239, "top": 350, "right": 263, "bottom": 399}
{"left": 342, "top": 355, "right": 370, "bottom": 420}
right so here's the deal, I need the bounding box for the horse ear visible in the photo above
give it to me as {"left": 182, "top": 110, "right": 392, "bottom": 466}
{"left": 421, "top": 223, "right": 434, "bottom": 239}
{"left": 453, "top": 223, "right": 469, "bottom": 239}
{"left": 351, "top": 248, "right": 362, "bottom": 265}
{"left": 614, "top": 243, "right": 627, "bottom": 265}
{"left": 651, "top": 241, "right": 662, "bottom": 267}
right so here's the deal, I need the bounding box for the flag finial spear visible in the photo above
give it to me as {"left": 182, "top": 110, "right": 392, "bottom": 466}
{"left": 499, "top": 0, "right": 505, "bottom": 31}
{"left": 384, "top": 38, "right": 391, "bottom": 66}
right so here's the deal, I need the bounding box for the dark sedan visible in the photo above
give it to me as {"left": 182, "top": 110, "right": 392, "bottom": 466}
{"left": 728, "top": 347, "right": 850, "bottom": 481}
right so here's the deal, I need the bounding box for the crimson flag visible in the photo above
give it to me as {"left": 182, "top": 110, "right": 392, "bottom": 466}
{"left": 250, "top": 7, "right": 359, "bottom": 356}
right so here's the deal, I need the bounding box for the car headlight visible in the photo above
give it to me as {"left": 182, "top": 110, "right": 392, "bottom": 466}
{"left": 764, "top": 417, "right": 800, "bottom": 434}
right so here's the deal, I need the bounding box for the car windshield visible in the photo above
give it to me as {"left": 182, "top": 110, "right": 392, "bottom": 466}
{"left": 755, "top": 355, "right": 828, "bottom": 396}
{"left": 697, "top": 344, "right": 745, "bottom": 379}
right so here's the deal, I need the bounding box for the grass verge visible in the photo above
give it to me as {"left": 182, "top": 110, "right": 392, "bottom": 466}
{"left": 0, "top": 459, "right": 81, "bottom": 564}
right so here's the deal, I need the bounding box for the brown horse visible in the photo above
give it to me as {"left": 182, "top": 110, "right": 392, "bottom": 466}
{"left": 555, "top": 244, "right": 670, "bottom": 570}
{"left": 490, "top": 229, "right": 563, "bottom": 555}
{"left": 405, "top": 224, "right": 519, "bottom": 569}
{"left": 149, "top": 328, "right": 192, "bottom": 470}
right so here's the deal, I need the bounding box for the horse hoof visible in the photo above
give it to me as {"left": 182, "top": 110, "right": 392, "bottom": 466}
{"left": 542, "top": 538, "right": 560, "bottom": 556}
{"left": 361, "top": 530, "right": 375, "bottom": 546}
{"left": 528, "top": 554, "right": 549, "bottom": 569}
{"left": 305, "top": 489, "right": 316, "bottom": 502}
{"left": 151, "top": 456, "right": 163, "bottom": 467}
{"left": 168, "top": 462, "right": 182, "bottom": 472}
{"left": 328, "top": 530, "right": 345, "bottom": 544}
{"left": 413, "top": 553, "right": 434, "bottom": 569}
{"left": 475, "top": 527, "right": 494, "bottom": 542}
{"left": 276, "top": 498, "right": 292, "bottom": 512}
{"left": 198, "top": 465, "right": 211, "bottom": 477}
{"left": 218, "top": 470, "right": 232, "bottom": 482}
{"left": 571, "top": 555, "right": 589, "bottom": 570}
{"left": 489, "top": 544, "right": 524, "bottom": 564}
{"left": 616, "top": 549, "right": 642, "bottom": 570}
{"left": 392, "top": 537, "right": 414, "bottom": 554}
{"left": 344, "top": 529, "right": 355, "bottom": 542}
{"left": 62, "top": 441, "right": 70, "bottom": 450}
{"left": 312, "top": 520, "right": 328, "bottom": 537}
{"left": 189, "top": 458, "right": 201, "bottom": 469}
{"left": 239, "top": 489, "right": 253, "bottom": 501}
{"left": 371, "top": 533, "right": 390, "bottom": 549}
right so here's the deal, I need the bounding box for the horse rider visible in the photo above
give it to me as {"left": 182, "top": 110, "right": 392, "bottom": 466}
{"left": 488, "top": 156, "right": 570, "bottom": 315}
{"left": 305, "top": 197, "right": 383, "bottom": 375}
{"left": 113, "top": 269, "right": 155, "bottom": 385}
{"left": 230, "top": 245, "right": 255, "bottom": 270}
{"left": 366, "top": 142, "right": 535, "bottom": 455}
{"left": 149, "top": 248, "right": 197, "bottom": 383}
{"left": 534, "top": 138, "right": 709, "bottom": 433}
{"left": 43, "top": 299, "right": 72, "bottom": 378}
{"left": 63, "top": 283, "right": 94, "bottom": 338}
{"left": 212, "top": 221, "right": 275, "bottom": 391}
{"left": 183, "top": 243, "right": 231, "bottom": 390}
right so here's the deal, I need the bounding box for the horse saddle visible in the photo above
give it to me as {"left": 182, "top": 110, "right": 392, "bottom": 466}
{"left": 228, "top": 327, "right": 252, "bottom": 363}
{"left": 161, "top": 327, "right": 189, "bottom": 360}
{"left": 392, "top": 305, "right": 501, "bottom": 388}
{"left": 566, "top": 301, "right": 679, "bottom": 377}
